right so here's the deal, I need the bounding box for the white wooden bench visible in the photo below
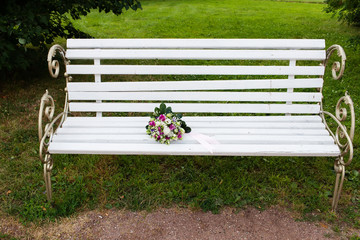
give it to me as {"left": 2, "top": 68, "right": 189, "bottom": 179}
{"left": 39, "top": 39, "right": 355, "bottom": 212}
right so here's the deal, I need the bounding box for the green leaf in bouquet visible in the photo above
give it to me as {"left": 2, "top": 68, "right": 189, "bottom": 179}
{"left": 176, "top": 113, "right": 183, "bottom": 119}
{"left": 160, "top": 103, "right": 166, "bottom": 113}
{"left": 154, "top": 107, "right": 160, "bottom": 116}
{"left": 166, "top": 107, "right": 172, "bottom": 114}
{"left": 184, "top": 126, "right": 192, "bottom": 133}
{"left": 180, "top": 120, "right": 186, "bottom": 128}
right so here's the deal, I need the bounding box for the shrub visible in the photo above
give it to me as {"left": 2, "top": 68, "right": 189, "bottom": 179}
{"left": 0, "top": 0, "right": 141, "bottom": 75}
{"left": 325, "top": 0, "right": 360, "bottom": 26}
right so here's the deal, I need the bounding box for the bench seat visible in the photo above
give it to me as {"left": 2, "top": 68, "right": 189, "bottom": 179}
{"left": 49, "top": 116, "right": 340, "bottom": 156}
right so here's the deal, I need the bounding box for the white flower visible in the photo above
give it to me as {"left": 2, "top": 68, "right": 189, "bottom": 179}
{"left": 163, "top": 126, "right": 171, "bottom": 136}
{"left": 165, "top": 118, "right": 171, "bottom": 124}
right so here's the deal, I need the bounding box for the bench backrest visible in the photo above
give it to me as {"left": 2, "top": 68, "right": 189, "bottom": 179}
{"left": 65, "top": 39, "right": 326, "bottom": 117}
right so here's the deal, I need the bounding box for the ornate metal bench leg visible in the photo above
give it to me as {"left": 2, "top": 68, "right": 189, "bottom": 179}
{"left": 332, "top": 158, "right": 345, "bottom": 212}
{"left": 43, "top": 154, "right": 54, "bottom": 202}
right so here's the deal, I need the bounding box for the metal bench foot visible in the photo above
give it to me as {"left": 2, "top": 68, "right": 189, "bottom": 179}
{"left": 332, "top": 158, "right": 345, "bottom": 212}
{"left": 43, "top": 154, "right": 53, "bottom": 202}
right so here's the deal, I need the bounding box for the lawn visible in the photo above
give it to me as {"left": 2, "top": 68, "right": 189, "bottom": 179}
{"left": 0, "top": 0, "right": 359, "bottom": 233}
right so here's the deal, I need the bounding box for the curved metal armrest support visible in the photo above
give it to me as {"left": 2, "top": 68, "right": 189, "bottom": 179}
{"left": 39, "top": 112, "right": 66, "bottom": 164}
{"left": 321, "top": 93, "right": 355, "bottom": 166}
{"left": 47, "top": 44, "right": 71, "bottom": 80}
{"left": 323, "top": 44, "right": 346, "bottom": 80}
{"left": 38, "top": 90, "right": 68, "bottom": 163}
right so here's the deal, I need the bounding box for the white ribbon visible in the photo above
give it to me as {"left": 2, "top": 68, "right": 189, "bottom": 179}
{"left": 188, "top": 132, "right": 220, "bottom": 154}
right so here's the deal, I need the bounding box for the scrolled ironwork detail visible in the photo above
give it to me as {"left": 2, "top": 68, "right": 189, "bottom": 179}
{"left": 38, "top": 90, "right": 54, "bottom": 142}
{"left": 47, "top": 44, "right": 70, "bottom": 79}
{"left": 322, "top": 92, "right": 355, "bottom": 166}
{"left": 43, "top": 154, "right": 54, "bottom": 201}
{"left": 323, "top": 44, "right": 346, "bottom": 80}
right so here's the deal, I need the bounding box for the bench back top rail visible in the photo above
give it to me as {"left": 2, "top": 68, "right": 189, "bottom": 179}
{"left": 67, "top": 39, "right": 325, "bottom": 49}
{"left": 64, "top": 38, "right": 326, "bottom": 116}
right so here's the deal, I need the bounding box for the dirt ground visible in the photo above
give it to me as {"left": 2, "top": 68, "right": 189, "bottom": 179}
{"left": 0, "top": 206, "right": 358, "bottom": 240}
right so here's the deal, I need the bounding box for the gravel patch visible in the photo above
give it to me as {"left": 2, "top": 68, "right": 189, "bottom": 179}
{"left": 0, "top": 206, "right": 348, "bottom": 239}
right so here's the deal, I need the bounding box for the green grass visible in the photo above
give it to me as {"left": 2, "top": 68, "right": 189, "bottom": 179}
{"left": 0, "top": 232, "right": 19, "bottom": 240}
{"left": 0, "top": 0, "right": 359, "bottom": 235}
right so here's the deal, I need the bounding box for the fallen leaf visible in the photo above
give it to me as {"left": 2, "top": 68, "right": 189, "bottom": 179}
{"left": 320, "top": 223, "right": 328, "bottom": 229}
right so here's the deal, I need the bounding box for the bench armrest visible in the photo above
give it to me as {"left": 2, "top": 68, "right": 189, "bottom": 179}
{"left": 38, "top": 89, "right": 69, "bottom": 165}
{"left": 47, "top": 44, "right": 71, "bottom": 80}
{"left": 321, "top": 92, "right": 355, "bottom": 166}
{"left": 323, "top": 44, "right": 346, "bottom": 80}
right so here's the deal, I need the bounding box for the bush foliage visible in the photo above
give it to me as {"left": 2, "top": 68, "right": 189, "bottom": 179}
{"left": 0, "top": 0, "right": 141, "bottom": 73}
{"left": 325, "top": 0, "right": 360, "bottom": 26}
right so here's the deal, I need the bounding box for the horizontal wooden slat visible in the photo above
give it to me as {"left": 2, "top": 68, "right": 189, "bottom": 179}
{"left": 67, "top": 65, "right": 325, "bottom": 75}
{"left": 66, "top": 49, "right": 325, "bottom": 60}
{"left": 68, "top": 91, "right": 322, "bottom": 102}
{"left": 55, "top": 127, "right": 329, "bottom": 136}
{"left": 48, "top": 142, "right": 339, "bottom": 156}
{"left": 68, "top": 102, "right": 320, "bottom": 114}
{"left": 52, "top": 134, "right": 334, "bottom": 145}
{"left": 64, "top": 115, "right": 324, "bottom": 123}
{"left": 67, "top": 39, "right": 325, "bottom": 50}
{"left": 61, "top": 120, "right": 325, "bottom": 129}
{"left": 67, "top": 79, "right": 324, "bottom": 92}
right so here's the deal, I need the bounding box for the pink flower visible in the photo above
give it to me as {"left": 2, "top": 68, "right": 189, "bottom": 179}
{"left": 149, "top": 121, "right": 155, "bottom": 126}
{"left": 169, "top": 124, "right": 176, "bottom": 130}
{"left": 177, "top": 134, "right": 182, "bottom": 139}
{"left": 159, "top": 114, "right": 166, "bottom": 121}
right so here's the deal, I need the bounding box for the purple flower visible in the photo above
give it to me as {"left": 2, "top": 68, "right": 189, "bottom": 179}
{"left": 157, "top": 135, "right": 161, "bottom": 140}
{"left": 165, "top": 136, "right": 170, "bottom": 140}
{"left": 177, "top": 134, "right": 182, "bottom": 139}
{"left": 169, "top": 124, "right": 176, "bottom": 130}
{"left": 149, "top": 121, "right": 155, "bottom": 126}
{"left": 159, "top": 114, "right": 166, "bottom": 121}
{"left": 158, "top": 126, "right": 162, "bottom": 132}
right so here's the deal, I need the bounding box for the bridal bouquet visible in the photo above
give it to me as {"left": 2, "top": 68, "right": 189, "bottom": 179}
{"left": 146, "top": 103, "right": 191, "bottom": 144}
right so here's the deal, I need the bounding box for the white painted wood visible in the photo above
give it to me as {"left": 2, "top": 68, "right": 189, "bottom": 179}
{"left": 63, "top": 115, "right": 324, "bottom": 123}
{"left": 52, "top": 134, "right": 334, "bottom": 145}
{"left": 94, "top": 58, "right": 102, "bottom": 117}
{"left": 67, "top": 79, "right": 324, "bottom": 92}
{"left": 61, "top": 120, "right": 325, "bottom": 129}
{"left": 67, "top": 39, "right": 326, "bottom": 50}
{"left": 48, "top": 142, "right": 339, "bottom": 156}
{"left": 48, "top": 39, "right": 339, "bottom": 158}
{"left": 68, "top": 91, "right": 322, "bottom": 102}
{"left": 68, "top": 102, "right": 321, "bottom": 114}
{"left": 67, "top": 65, "right": 325, "bottom": 76}
{"left": 55, "top": 127, "right": 329, "bottom": 136}
{"left": 66, "top": 49, "right": 326, "bottom": 60}
{"left": 286, "top": 59, "right": 296, "bottom": 116}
